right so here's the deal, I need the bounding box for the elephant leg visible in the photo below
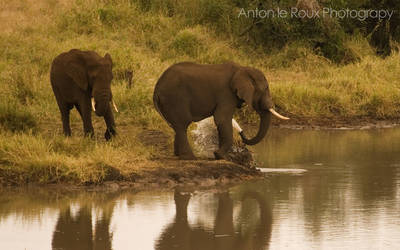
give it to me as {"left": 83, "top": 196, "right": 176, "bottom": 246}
{"left": 174, "top": 138, "right": 179, "bottom": 156}
{"left": 55, "top": 100, "right": 72, "bottom": 136}
{"left": 158, "top": 99, "right": 195, "bottom": 159}
{"left": 52, "top": 86, "right": 72, "bottom": 136}
{"left": 213, "top": 108, "right": 234, "bottom": 160}
{"left": 103, "top": 104, "right": 117, "bottom": 141}
{"left": 174, "top": 124, "right": 196, "bottom": 160}
{"left": 76, "top": 101, "right": 94, "bottom": 137}
{"left": 60, "top": 107, "right": 71, "bottom": 137}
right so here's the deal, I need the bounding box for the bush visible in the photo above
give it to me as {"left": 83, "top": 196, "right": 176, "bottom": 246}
{"left": 98, "top": 6, "right": 122, "bottom": 27}
{"left": 57, "top": 7, "right": 100, "bottom": 34}
{"left": 197, "top": 0, "right": 231, "bottom": 25}
{"left": 10, "top": 75, "right": 35, "bottom": 105}
{"left": 0, "top": 101, "right": 37, "bottom": 132}
{"left": 170, "top": 29, "right": 205, "bottom": 57}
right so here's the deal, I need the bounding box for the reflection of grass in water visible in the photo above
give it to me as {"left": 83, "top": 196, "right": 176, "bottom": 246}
{"left": 256, "top": 128, "right": 400, "bottom": 168}
{"left": 0, "top": 189, "right": 114, "bottom": 222}
{"left": 0, "top": 188, "right": 173, "bottom": 223}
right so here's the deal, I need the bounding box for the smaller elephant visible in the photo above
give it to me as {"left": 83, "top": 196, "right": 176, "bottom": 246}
{"left": 50, "top": 49, "right": 118, "bottom": 140}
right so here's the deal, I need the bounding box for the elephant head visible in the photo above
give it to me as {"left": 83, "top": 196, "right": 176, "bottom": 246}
{"left": 65, "top": 51, "right": 118, "bottom": 117}
{"left": 231, "top": 67, "right": 289, "bottom": 145}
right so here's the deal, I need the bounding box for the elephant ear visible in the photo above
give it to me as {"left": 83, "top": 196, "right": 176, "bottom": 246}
{"left": 65, "top": 60, "right": 88, "bottom": 91}
{"left": 104, "top": 53, "right": 113, "bottom": 68}
{"left": 230, "top": 69, "right": 255, "bottom": 110}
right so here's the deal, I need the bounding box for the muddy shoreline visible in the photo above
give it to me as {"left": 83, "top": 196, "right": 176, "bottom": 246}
{"left": 0, "top": 159, "right": 263, "bottom": 190}
{"left": 1, "top": 118, "right": 399, "bottom": 189}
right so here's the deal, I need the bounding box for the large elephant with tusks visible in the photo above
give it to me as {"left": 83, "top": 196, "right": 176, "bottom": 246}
{"left": 153, "top": 62, "right": 289, "bottom": 160}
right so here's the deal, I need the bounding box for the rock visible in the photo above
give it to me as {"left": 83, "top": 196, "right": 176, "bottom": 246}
{"left": 226, "top": 143, "right": 258, "bottom": 168}
{"left": 192, "top": 117, "right": 257, "bottom": 167}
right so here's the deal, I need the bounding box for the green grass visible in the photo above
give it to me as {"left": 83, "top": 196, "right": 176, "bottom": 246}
{"left": 0, "top": 131, "right": 151, "bottom": 184}
{"left": 1, "top": 0, "right": 400, "bottom": 185}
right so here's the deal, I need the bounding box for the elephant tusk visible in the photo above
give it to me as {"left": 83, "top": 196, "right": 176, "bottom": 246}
{"left": 232, "top": 119, "right": 243, "bottom": 132}
{"left": 111, "top": 100, "right": 119, "bottom": 113}
{"left": 91, "top": 98, "right": 96, "bottom": 112}
{"left": 269, "top": 108, "right": 290, "bottom": 120}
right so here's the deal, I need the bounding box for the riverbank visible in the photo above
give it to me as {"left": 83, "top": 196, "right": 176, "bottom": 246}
{"left": 0, "top": 126, "right": 263, "bottom": 187}
{"left": 271, "top": 117, "right": 400, "bottom": 130}
{"left": 2, "top": 118, "right": 399, "bottom": 188}
{"left": 0, "top": 158, "right": 262, "bottom": 189}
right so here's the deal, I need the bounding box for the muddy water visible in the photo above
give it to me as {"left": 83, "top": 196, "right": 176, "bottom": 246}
{"left": 1, "top": 128, "right": 400, "bottom": 250}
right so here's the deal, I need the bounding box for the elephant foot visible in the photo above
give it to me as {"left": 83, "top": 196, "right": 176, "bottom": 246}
{"left": 214, "top": 150, "right": 228, "bottom": 160}
{"left": 105, "top": 128, "right": 117, "bottom": 141}
{"left": 63, "top": 129, "right": 72, "bottom": 137}
{"left": 84, "top": 130, "right": 94, "bottom": 137}
{"left": 178, "top": 153, "right": 197, "bottom": 160}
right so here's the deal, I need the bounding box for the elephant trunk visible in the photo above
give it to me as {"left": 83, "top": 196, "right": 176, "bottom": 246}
{"left": 240, "top": 111, "right": 271, "bottom": 145}
{"left": 93, "top": 94, "right": 111, "bottom": 117}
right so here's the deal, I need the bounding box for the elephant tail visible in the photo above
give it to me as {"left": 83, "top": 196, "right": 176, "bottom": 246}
{"left": 153, "top": 92, "right": 173, "bottom": 128}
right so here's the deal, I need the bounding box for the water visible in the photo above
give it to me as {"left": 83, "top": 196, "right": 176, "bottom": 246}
{"left": 1, "top": 128, "right": 400, "bottom": 250}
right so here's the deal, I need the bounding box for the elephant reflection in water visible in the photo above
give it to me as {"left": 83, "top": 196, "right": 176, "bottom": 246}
{"left": 156, "top": 190, "right": 272, "bottom": 250}
{"left": 51, "top": 198, "right": 115, "bottom": 250}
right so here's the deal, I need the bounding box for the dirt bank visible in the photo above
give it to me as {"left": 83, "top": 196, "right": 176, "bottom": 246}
{"left": 2, "top": 117, "right": 399, "bottom": 189}
{"left": 0, "top": 159, "right": 263, "bottom": 189}
{"left": 0, "top": 128, "right": 263, "bottom": 188}
{"left": 123, "top": 159, "right": 262, "bottom": 189}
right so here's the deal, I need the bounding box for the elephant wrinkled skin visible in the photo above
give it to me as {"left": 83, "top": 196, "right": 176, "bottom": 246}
{"left": 153, "top": 62, "right": 289, "bottom": 160}
{"left": 50, "top": 49, "right": 118, "bottom": 140}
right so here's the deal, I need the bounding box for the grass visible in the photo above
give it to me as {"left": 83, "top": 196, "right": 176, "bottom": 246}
{"left": 0, "top": 0, "right": 400, "bottom": 185}
{"left": 0, "top": 131, "right": 151, "bottom": 184}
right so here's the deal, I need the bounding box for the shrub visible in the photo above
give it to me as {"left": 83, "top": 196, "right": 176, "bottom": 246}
{"left": 57, "top": 7, "right": 100, "bottom": 34}
{"left": 170, "top": 29, "right": 205, "bottom": 57}
{"left": 197, "top": 0, "right": 230, "bottom": 25}
{"left": 98, "top": 6, "right": 122, "bottom": 27}
{"left": 10, "top": 75, "right": 35, "bottom": 105}
{"left": 0, "top": 101, "right": 37, "bottom": 132}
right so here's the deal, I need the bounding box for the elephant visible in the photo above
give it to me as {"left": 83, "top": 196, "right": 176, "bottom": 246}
{"left": 153, "top": 62, "right": 289, "bottom": 160}
{"left": 156, "top": 190, "right": 272, "bottom": 250}
{"left": 52, "top": 193, "right": 117, "bottom": 250}
{"left": 50, "top": 49, "right": 118, "bottom": 140}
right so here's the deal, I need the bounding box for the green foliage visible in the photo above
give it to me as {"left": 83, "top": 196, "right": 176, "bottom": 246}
{"left": 58, "top": 7, "right": 100, "bottom": 34}
{"left": 0, "top": 101, "right": 37, "bottom": 133}
{"left": 10, "top": 75, "right": 35, "bottom": 105}
{"left": 196, "top": 0, "right": 231, "bottom": 25}
{"left": 361, "top": 94, "right": 384, "bottom": 117}
{"left": 98, "top": 6, "right": 122, "bottom": 26}
{"left": 170, "top": 29, "right": 204, "bottom": 57}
